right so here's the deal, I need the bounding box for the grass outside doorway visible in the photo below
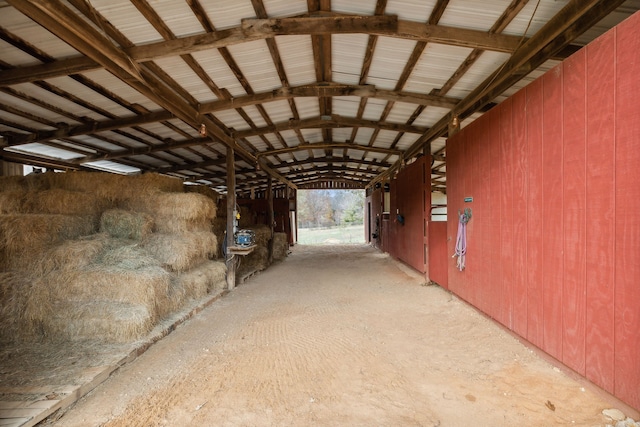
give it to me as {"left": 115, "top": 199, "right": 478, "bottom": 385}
{"left": 297, "top": 224, "right": 365, "bottom": 245}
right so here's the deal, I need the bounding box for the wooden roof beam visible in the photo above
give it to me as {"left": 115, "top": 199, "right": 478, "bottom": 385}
{"left": 5, "top": 83, "right": 451, "bottom": 147}
{"left": 257, "top": 142, "right": 402, "bottom": 158}
{"left": 233, "top": 115, "right": 428, "bottom": 139}
{"left": 6, "top": 0, "right": 255, "bottom": 164}
{"left": 0, "top": 14, "right": 562, "bottom": 87}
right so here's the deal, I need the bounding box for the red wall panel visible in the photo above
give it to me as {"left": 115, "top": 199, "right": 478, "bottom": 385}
{"left": 562, "top": 49, "right": 587, "bottom": 376}
{"left": 525, "top": 79, "right": 545, "bottom": 349}
{"left": 487, "top": 106, "right": 503, "bottom": 321}
{"left": 446, "top": 11, "right": 640, "bottom": 411}
{"left": 614, "top": 15, "right": 640, "bottom": 410}
{"left": 499, "top": 100, "right": 514, "bottom": 328}
{"left": 428, "top": 221, "right": 448, "bottom": 288}
{"left": 447, "top": 130, "right": 465, "bottom": 297}
{"left": 541, "top": 65, "right": 564, "bottom": 361}
{"left": 391, "top": 156, "right": 429, "bottom": 273}
{"left": 585, "top": 29, "right": 615, "bottom": 393}
{"left": 512, "top": 88, "right": 529, "bottom": 338}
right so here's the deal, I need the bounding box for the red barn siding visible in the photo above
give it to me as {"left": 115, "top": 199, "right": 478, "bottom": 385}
{"left": 512, "top": 89, "right": 529, "bottom": 339}
{"left": 562, "top": 49, "right": 587, "bottom": 376}
{"left": 614, "top": 13, "right": 640, "bottom": 409}
{"left": 447, "top": 11, "right": 640, "bottom": 410}
{"left": 428, "top": 221, "right": 448, "bottom": 288}
{"left": 541, "top": 65, "right": 564, "bottom": 362}
{"left": 585, "top": 28, "right": 615, "bottom": 393}
{"left": 389, "top": 156, "right": 430, "bottom": 274}
{"left": 525, "top": 77, "right": 545, "bottom": 349}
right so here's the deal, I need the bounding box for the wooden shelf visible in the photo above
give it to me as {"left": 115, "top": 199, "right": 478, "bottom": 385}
{"left": 227, "top": 245, "right": 257, "bottom": 256}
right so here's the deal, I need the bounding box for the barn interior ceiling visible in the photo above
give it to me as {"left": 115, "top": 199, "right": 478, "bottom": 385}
{"left": 0, "top": 0, "right": 638, "bottom": 195}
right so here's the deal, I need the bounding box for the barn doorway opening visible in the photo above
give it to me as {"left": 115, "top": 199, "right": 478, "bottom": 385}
{"left": 296, "top": 189, "right": 365, "bottom": 244}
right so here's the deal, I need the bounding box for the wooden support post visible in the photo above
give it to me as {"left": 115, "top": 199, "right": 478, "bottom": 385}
{"left": 225, "top": 146, "right": 236, "bottom": 290}
{"left": 291, "top": 188, "right": 298, "bottom": 245}
{"left": 267, "top": 175, "right": 274, "bottom": 263}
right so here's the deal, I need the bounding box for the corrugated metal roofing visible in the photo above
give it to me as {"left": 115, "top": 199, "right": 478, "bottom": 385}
{"left": 0, "top": 0, "right": 637, "bottom": 194}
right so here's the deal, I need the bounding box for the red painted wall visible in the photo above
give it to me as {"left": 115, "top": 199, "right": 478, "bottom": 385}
{"left": 366, "top": 156, "right": 436, "bottom": 276}
{"left": 388, "top": 156, "right": 430, "bottom": 273}
{"left": 446, "top": 12, "right": 640, "bottom": 410}
{"left": 428, "top": 221, "right": 448, "bottom": 288}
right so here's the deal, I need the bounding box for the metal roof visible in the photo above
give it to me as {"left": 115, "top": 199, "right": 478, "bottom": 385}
{"left": 1, "top": 0, "right": 638, "bottom": 195}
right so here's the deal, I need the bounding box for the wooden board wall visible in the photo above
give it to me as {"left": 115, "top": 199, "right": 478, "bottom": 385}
{"left": 446, "top": 11, "right": 640, "bottom": 410}
{"left": 388, "top": 155, "right": 430, "bottom": 274}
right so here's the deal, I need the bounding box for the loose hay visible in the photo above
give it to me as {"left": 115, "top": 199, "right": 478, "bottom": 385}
{"left": 45, "top": 300, "right": 153, "bottom": 343}
{"left": 144, "top": 231, "right": 218, "bottom": 272}
{"left": 100, "top": 209, "right": 154, "bottom": 240}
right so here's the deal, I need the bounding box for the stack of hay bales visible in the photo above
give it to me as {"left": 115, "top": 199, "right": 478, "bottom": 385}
{"left": 272, "top": 232, "right": 289, "bottom": 261}
{"left": 0, "top": 171, "right": 226, "bottom": 344}
{"left": 237, "top": 224, "right": 272, "bottom": 280}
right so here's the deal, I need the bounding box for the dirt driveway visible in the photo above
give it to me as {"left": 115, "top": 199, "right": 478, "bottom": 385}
{"left": 48, "top": 244, "right": 623, "bottom": 426}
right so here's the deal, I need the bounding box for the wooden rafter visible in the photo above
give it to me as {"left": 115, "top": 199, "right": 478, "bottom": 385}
{"left": 403, "top": 0, "right": 629, "bottom": 160}
{"left": 0, "top": 14, "right": 568, "bottom": 87}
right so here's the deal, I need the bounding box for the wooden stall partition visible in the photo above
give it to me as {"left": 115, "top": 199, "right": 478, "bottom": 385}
{"left": 428, "top": 221, "right": 448, "bottom": 288}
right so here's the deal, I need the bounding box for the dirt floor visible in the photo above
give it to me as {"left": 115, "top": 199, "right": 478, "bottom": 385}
{"left": 40, "top": 244, "right": 631, "bottom": 426}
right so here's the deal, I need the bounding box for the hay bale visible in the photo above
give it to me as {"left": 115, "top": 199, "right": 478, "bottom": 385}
{"left": 22, "top": 188, "right": 106, "bottom": 218}
{"left": 161, "top": 261, "right": 226, "bottom": 315}
{"left": 100, "top": 209, "right": 154, "bottom": 240}
{"left": 96, "top": 240, "right": 159, "bottom": 270}
{"left": 44, "top": 300, "right": 153, "bottom": 343}
{"left": 238, "top": 245, "right": 269, "bottom": 279}
{"left": 212, "top": 217, "right": 228, "bottom": 258}
{"left": 0, "top": 174, "right": 48, "bottom": 192}
{"left": 185, "top": 184, "right": 219, "bottom": 203}
{"left": 133, "top": 173, "right": 184, "bottom": 194}
{"left": 44, "top": 265, "right": 170, "bottom": 319}
{"left": 244, "top": 224, "right": 272, "bottom": 247}
{"left": 34, "top": 234, "right": 109, "bottom": 276}
{"left": 125, "top": 192, "right": 216, "bottom": 233}
{"left": 272, "top": 232, "right": 289, "bottom": 261}
{"left": 0, "top": 214, "right": 96, "bottom": 271}
{"left": 175, "top": 260, "right": 226, "bottom": 296}
{"left": 30, "top": 239, "right": 188, "bottom": 342}
{"left": 43, "top": 171, "right": 183, "bottom": 201}
{"left": 0, "top": 272, "right": 36, "bottom": 342}
{"left": 144, "top": 231, "right": 218, "bottom": 272}
{"left": 0, "top": 191, "right": 25, "bottom": 214}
